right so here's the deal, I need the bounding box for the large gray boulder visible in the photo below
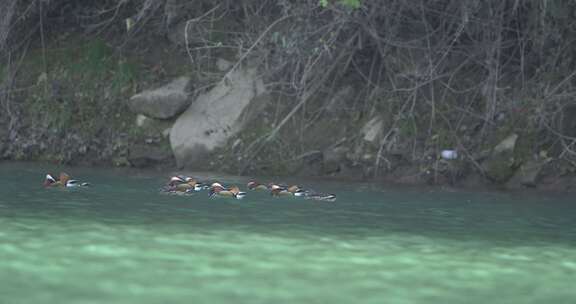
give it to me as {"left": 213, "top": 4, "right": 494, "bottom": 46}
{"left": 483, "top": 133, "right": 519, "bottom": 183}
{"left": 170, "top": 67, "right": 266, "bottom": 168}
{"left": 493, "top": 133, "right": 518, "bottom": 154}
{"left": 361, "top": 116, "right": 384, "bottom": 144}
{"left": 135, "top": 115, "right": 173, "bottom": 138}
{"left": 128, "top": 76, "right": 192, "bottom": 119}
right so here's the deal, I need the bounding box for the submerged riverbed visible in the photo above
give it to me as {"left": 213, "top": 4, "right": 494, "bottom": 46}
{"left": 1, "top": 162, "right": 575, "bottom": 303}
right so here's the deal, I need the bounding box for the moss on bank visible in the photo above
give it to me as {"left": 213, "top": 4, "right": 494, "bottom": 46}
{"left": 5, "top": 36, "right": 169, "bottom": 165}
{"left": 24, "top": 39, "right": 134, "bottom": 132}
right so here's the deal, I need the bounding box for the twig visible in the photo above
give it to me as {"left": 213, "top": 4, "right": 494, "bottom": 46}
{"left": 39, "top": 0, "right": 48, "bottom": 95}
{"left": 222, "top": 14, "right": 295, "bottom": 82}
{"left": 184, "top": 4, "right": 222, "bottom": 66}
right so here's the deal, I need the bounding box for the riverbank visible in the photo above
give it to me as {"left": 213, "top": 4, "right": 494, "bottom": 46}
{"left": 3, "top": 159, "right": 575, "bottom": 195}
{"left": 1, "top": 33, "right": 574, "bottom": 192}
{"left": 2, "top": 1, "right": 576, "bottom": 193}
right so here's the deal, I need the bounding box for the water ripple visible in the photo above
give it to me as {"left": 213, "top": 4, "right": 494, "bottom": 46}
{"left": 1, "top": 162, "right": 576, "bottom": 303}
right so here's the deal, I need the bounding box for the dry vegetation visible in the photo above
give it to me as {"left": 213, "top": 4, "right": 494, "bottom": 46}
{"left": 2, "top": 0, "right": 576, "bottom": 183}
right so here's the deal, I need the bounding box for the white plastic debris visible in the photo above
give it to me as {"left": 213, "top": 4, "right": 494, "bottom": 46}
{"left": 441, "top": 150, "right": 458, "bottom": 160}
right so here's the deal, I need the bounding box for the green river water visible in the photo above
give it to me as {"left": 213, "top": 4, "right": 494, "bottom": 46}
{"left": 1, "top": 162, "right": 575, "bottom": 303}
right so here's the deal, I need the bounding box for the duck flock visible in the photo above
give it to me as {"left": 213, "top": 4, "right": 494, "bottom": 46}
{"left": 43, "top": 172, "right": 337, "bottom": 202}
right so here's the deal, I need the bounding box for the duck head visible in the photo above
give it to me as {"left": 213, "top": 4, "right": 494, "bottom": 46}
{"left": 59, "top": 172, "right": 71, "bottom": 184}
{"left": 270, "top": 188, "right": 287, "bottom": 196}
{"left": 269, "top": 184, "right": 284, "bottom": 190}
{"left": 184, "top": 176, "right": 197, "bottom": 184}
{"left": 210, "top": 182, "right": 225, "bottom": 194}
{"left": 229, "top": 186, "right": 240, "bottom": 195}
{"left": 58, "top": 172, "right": 71, "bottom": 186}
{"left": 43, "top": 174, "right": 57, "bottom": 187}
{"left": 168, "top": 176, "right": 185, "bottom": 186}
{"left": 185, "top": 178, "right": 198, "bottom": 187}
{"left": 248, "top": 181, "right": 268, "bottom": 191}
{"left": 287, "top": 185, "right": 300, "bottom": 193}
{"left": 211, "top": 182, "right": 224, "bottom": 188}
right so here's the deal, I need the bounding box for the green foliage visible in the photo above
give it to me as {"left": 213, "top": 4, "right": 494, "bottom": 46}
{"left": 0, "top": 64, "right": 5, "bottom": 84}
{"left": 342, "top": 0, "right": 361, "bottom": 8}
{"left": 81, "top": 39, "right": 113, "bottom": 74}
{"left": 319, "top": 0, "right": 361, "bottom": 9}
{"left": 396, "top": 114, "right": 417, "bottom": 138}
{"left": 24, "top": 38, "right": 141, "bottom": 138}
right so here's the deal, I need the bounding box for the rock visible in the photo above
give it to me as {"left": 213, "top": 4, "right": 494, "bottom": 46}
{"left": 361, "top": 116, "right": 384, "bottom": 144}
{"left": 294, "top": 150, "right": 323, "bottom": 177}
{"left": 483, "top": 154, "right": 517, "bottom": 183}
{"left": 170, "top": 66, "right": 267, "bottom": 168}
{"left": 134, "top": 115, "right": 174, "bottom": 140}
{"left": 493, "top": 133, "right": 518, "bottom": 154}
{"left": 322, "top": 146, "right": 349, "bottom": 175}
{"left": 135, "top": 114, "right": 147, "bottom": 127}
{"left": 481, "top": 133, "right": 521, "bottom": 183}
{"left": 361, "top": 153, "right": 375, "bottom": 162}
{"left": 216, "top": 58, "right": 233, "bottom": 72}
{"left": 135, "top": 114, "right": 173, "bottom": 132}
{"left": 112, "top": 156, "right": 130, "bottom": 167}
{"left": 507, "top": 160, "right": 546, "bottom": 188}
{"left": 128, "top": 76, "right": 192, "bottom": 119}
{"left": 519, "top": 160, "right": 544, "bottom": 187}
{"left": 127, "top": 145, "right": 173, "bottom": 168}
